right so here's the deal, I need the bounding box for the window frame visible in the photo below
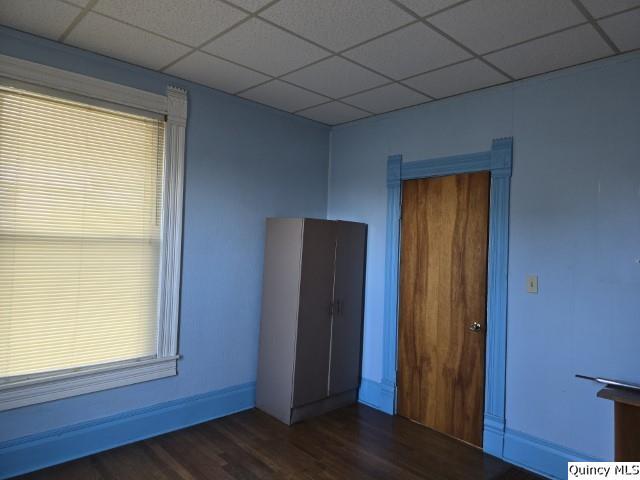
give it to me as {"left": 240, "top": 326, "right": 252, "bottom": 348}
{"left": 0, "top": 54, "right": 187, "bottom": 411}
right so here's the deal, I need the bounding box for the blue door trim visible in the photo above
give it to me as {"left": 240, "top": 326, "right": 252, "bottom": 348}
{"left": 382, "top": 137, "right": 513, "bottom": 457}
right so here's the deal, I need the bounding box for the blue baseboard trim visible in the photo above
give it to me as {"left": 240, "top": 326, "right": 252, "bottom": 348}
{"left": 483, "top": 413, "right": 505, "bottom": 457}
{"left": 358, "top": 378, "right": 394, "bottom": 415}
{"left": 503, "top": 428, "right": 602, "bottom": 479}
{"left": 0, "top": 382, "right": 256, "bottom": 479}
{"left": 357, "top": 377, "right": 600, "bottom": 480}
{"left": 1, "top": 380, "right": 600, "bottom": 480}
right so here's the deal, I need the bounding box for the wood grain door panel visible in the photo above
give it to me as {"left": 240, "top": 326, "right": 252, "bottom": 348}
{"left": 397, "top": 172, "right": 490, "bottom": 447}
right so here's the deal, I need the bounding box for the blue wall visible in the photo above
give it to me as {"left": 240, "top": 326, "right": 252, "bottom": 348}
{"left": 2, "top": 24, "right": 640, "bottom": 480}
{"left": 328, "top": 51, "right": 640, "bottom": 467}
{"left": 0, "top": 27, "right": 329, "bottom": 442}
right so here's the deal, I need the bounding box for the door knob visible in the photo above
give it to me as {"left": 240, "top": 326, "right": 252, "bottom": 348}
{"left": 469, "top": 322, "right": 482, "bottom": 332}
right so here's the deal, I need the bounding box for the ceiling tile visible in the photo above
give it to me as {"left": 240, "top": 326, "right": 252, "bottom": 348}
{"left": 165, "top": 51, "right": 269, "bottom": 94}
{"left": 203, "top": 18, "right": 329, "bottom": 76}
{"left": 395, "top": 0, "right": 461, "bottom": 17}
{"left": 599, "top": 9, "right": 640, "bottom": 51}
{"left": 66, "top": 12, "right": 190, "bottom": 70}
{"left": 342, "top": 83, "right": 429, "bottom": 114}
{"left": 259, "top": 0, "right": 414, "bottom": 51}
{"left": 0, "top": 0, "right": 81, "bottom": 40}
{"left": 484, "top": 25, "right": 613, "bottom": 79}
{"left": 429, "top": 0, "right": 585, "bottom": 54}
{"left": 344, "top": 23, "right": 470, "bottom": 80}
{"left": 93, "top": 0, "right": 247, "bottom": 47}
{"left": 580, "top": 0, "right": 640, "bottom": 18}
{"left": 240, "top": 80, "right": 329, "bottom": 112}
{"left": 282, "top": 57, "right": 388, "bottom": 98}
{"left": 297, "top": 101, "right": 370, "bottom": 125}
{"left": 225, "top": 0, "right": 273, "bottom": 12}
{"left": 404, "top": 58, "right": 508, "bottom": 98}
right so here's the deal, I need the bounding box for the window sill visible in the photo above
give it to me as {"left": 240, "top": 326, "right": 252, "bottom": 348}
{"left": 0, "top": 356, "right": 179, "bottom": 411}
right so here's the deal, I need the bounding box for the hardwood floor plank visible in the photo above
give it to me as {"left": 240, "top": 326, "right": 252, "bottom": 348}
{"left": 155, "top": 428, "right": 234, "bottom": 479}
{"left": 141, "top": 442, "right": 197, "bottom": 480}
{"left": 13, "top": 405, "right": 541, "bottom": 480}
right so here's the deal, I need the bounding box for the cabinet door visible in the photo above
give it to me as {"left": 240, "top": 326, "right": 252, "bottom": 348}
{"left": 329, "top": 221, "right": 366, "bottom": 395}
{"left": 256, "top": 218, "right": 304, "bottom": 424}
{"left": 292, "top": 219, "right": 336, "bottom": 407}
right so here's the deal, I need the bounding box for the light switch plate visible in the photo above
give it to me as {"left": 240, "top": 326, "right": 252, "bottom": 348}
{"left": 527, "top": 275, "right": 538, "bottom": 294}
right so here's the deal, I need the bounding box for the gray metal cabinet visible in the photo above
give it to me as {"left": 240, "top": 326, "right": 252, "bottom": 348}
{"left": 256, "top": 218, "right": 367, "bottom": 424}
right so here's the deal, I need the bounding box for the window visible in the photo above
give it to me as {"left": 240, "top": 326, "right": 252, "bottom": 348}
{"left": 0, "top": 54, "right": 187, "bottom": 410}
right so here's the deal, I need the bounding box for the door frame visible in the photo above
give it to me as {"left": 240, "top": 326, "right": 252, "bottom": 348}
{"left": 381, "top": 137, "right": 512, "bottom": 457}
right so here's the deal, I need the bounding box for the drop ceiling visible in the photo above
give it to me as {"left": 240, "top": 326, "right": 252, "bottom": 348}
{"left": 1, "top": 0, "right": 639, "bottom": 125}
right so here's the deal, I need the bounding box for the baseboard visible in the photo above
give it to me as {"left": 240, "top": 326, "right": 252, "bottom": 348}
{"left": 349, "top": 379, "right": 604, "bottom": 480}
{"left": 358, "top": 378, "right": 394, "bottom": 414}
{"left": 503, "top": 428, "right": 603, "bottom": 479}
{"left": 0, "top": 382, "right": 256, "bottom": 479}
{"left": 483, "top": 413, "right": 505, "bottom": 457}
{"left": 0, "top": 379, "right": 602, "bottom": 480}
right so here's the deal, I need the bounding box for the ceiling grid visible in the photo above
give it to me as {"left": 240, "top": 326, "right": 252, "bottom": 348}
{"left": 1, "top": 0, "right": 638, "bottom": 125}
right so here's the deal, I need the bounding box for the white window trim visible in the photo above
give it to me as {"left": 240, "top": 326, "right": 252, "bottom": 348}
{"left": 0, "top": 55, "right": 187, "bottom": 411}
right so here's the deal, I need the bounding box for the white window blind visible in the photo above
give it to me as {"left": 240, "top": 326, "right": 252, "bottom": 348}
{"left": 0, "top": 87, "right": 166, "bottom": 380}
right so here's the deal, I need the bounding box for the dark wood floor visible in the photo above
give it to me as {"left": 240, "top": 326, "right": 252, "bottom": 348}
{"left": 16, "top": 404, "right": 541, "bottom": 480}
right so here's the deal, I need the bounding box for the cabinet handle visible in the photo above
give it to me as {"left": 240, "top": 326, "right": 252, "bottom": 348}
{"left": 335, "top": 299, "right": 342, "bottom": 315}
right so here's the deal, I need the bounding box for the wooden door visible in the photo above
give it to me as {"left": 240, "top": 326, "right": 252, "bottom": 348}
{"left": 329, "top": 221, "right": 366, "bottom": 396}
{"left": 292, "top": 219, "right": 336, "bottom": 407}
{"left": 397, "top": 172, "right": 490, "bottom": 447}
